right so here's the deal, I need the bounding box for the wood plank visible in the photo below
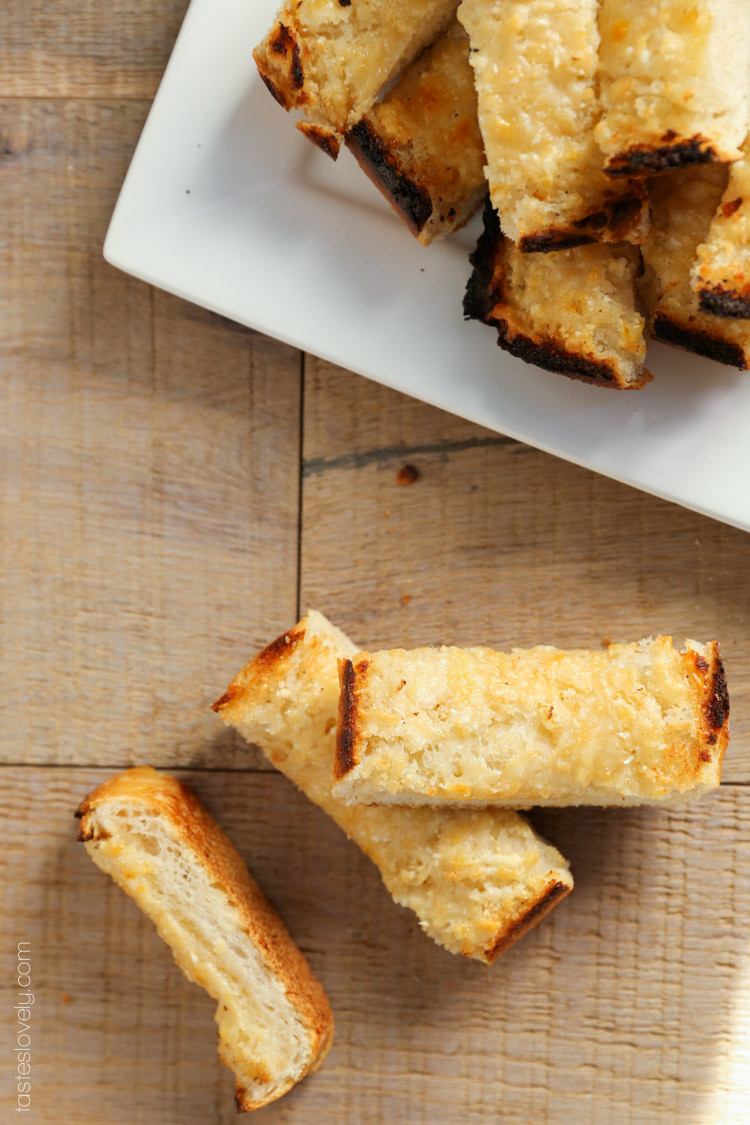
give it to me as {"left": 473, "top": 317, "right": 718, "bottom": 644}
{"left": 0, "top": 2, "right": 190, "bottom": 98}
{"left": 1, "top": 765, "right": 748, "bottom": 1123}
{"left": 301, "top": 364, "right": 750, "bottom": 782}
{"left": 0, "top": 100, "right": 301, "bottom": 768}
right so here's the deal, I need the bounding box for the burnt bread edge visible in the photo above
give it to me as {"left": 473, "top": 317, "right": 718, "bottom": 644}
{"left": 334, "top": 658, "right": 361, "bottom": 779}
{"left": 346, "top": 119, "right": 433, "bottom": 237}
{"left": 698, "top": 285, "right": 750, "bottom": 319}
{"left": 464, "top": 201, "right": 651, "bottom": 389}
{"left": 651, "top": 314, "right": 749, "bottom": 369}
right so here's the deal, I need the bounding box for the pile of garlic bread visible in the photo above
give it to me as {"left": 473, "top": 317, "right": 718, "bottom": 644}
{"left": 255, "top": 0, "right": 750, "bottom": 386}
{"left": 79, "top": 612, "right": 728, "bottom": 1110}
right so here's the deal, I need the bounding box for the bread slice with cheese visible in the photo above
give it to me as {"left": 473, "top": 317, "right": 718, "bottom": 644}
{"left": 457, "top": 0, "right": 647, "bottom": 251}
{"left": 346, "top": 21, "right": 485, "bottom": 244}
{"left": 464, "top": 202, "right": 651, "bottom": 389}
{"left": 333, "top": 637, "right": 729, "bottom": 808}
{"left": 254, "top": 0, "right": 459, "bottom": 158}
{"left": 597, "top": 0, "right": 750, "bottom": 179}
{"left": 212, "top": 611, "right": 573, "bottom": 963}
{"left": 692, "top": 137, "right": 750, "bottom": 318}
{"left": 642, "top": 166, "right": 750, "bottom": 368}
{"left": 77, "top": 768, "right": 333, "bottom": 1111}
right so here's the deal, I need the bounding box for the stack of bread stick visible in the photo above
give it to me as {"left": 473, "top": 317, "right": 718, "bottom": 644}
{"left": 254, "top": 0, "right": 750, "bottom": 386}
{"left": 76, "top": 611, "right": 729, "bottom": 1109}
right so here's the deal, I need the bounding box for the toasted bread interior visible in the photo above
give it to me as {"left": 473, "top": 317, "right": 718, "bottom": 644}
{"left": 333, "top": 638, "right": 728, "bottom": 808}
{"left": 79, "top": 770, "right": 332, "bottom": 1110}
{"left": 254, "top": 0, "right": 459, "bottom": 143}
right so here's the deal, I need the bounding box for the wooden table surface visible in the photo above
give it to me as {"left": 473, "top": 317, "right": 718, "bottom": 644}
{"left": 2, "top": 5, "right": 750, "bottom": 1123}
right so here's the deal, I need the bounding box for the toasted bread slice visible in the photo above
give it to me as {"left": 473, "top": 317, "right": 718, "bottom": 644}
{"left": 254, "top": 0, "right": 459, "bottom": 157}
{"left": 333, "top": 638, "right": 729, "bottom": 808}
{"left": 457, "top": 0, "right": 647, "bottom": 250}
{"left": 346, "top": 21, "right": 485, "bottom": 244}
{"left": 212, "top": 611, "right": 573, "bottom": 963}
{"left": 77, "top": 768, "right": 333, "bottom": 1111}
{"left": 692, "top": 137, "right": 750, "bottom": 318}
{"left": 464, "top": 202, "right": 651, "bottom": 389}
{"left": 642, "top": 166, "right": 750, "bottom": 368}
{"left": 597, "top": 0, "right": 750, "bottom": 178}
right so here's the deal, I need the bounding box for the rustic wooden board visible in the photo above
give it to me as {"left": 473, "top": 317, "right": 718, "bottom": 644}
{"left": 0, "top": 100, "right": 301, "bottom": 770}
{"left": 1, "top": 766, "right": 749, "bottom": 1124}
{"left": 0, "top": 2, "right": 190, "bottom": 98}
{"left": 301, "top": 361, "right": 750, "bottom": 784}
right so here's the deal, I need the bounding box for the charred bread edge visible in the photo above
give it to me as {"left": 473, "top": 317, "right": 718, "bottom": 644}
{"left": 254, "top": 23, "right": 307, "bottom": 112}
{"left": 698, "top": 285, "right": 750, "bottom": 320}
{"left": 211, "top": 626, "right": 307, "bottom": 715}
{"left": 519, "top": 192, "right": 647, "bottom": 253}
{"left": 75, "top": 766, "right": 334, "bottom": 1111}
{"left": 697, "top": 641, "right": 730, "bottom": 757}
{"left": 346, "top": 119, "right": 433, "bottom": 237}
{"left": 334, "top": 657, "right": 361, "bottom": 778}
{"left": 486, "top": 878, "right": 572, "bottom": 962}
{"left": 298, "top": 122, "right": 340, "bottom": 160}
{"left": 464, "top": 202, "right": 650, "bottom": 389}
{"left": 605, "top": 135, "right": 721, "bottom": 179}
{"left": 652, "top": 314, "right": 749, "bottom": 369}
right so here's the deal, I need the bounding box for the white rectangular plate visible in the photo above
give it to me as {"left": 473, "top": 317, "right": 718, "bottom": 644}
{"left": 104, "top": 0, "right": 750, "bottom": 532}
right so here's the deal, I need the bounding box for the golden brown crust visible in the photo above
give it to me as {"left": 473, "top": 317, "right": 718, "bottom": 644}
{"left": 76, "top": 768, "right": 333, "bottom": 1111}
{"left": 212, "top": 626, "right": 307, "bottom": 715}
{"left": 334, "top": 658, "right": 360, "bottom": 779}
{"left": 485, "top": 879, "right": 571, "bottom": 962}
{"left": 253, "top": 22, "right": 308, "bottom": 115}
{"left": 605, "top": 134, "right": 722, "bottom": 179}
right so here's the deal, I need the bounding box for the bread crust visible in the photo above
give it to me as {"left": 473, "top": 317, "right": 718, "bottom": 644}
{"left": 77, "top": 768, "right": 333, "bottom": 1111}
{"left": 344, "top": 22, "right": 486, "bottom": 244}
{"left": 213, "top": 612, "right": 573, "bottom": 963}
{"left": 604, "top": 135, "right": 722, "bottom": 179}
{"left": 334, "top": 639, "right": 729, "bottom": 807}
{"left": 346, "top": 119, "right": 434, "bottom": 238}
{"left": 465, "top": 202, "right": 651, "bottom": 390}
{"left": 651, "top": 314, "right": 749, "bottom": 370}
{"left": 253, "top": 2, "right": 459, "bottom": 153}
{"left": 487, "top": 880, "right": 571, "bottom": 961}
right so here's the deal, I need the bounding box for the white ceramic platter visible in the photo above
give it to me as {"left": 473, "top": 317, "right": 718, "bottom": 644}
{"left": 104, "top": 0, "right": 750, "bottom": 532}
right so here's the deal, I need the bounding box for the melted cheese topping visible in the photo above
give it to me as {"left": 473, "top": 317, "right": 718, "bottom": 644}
{"left": 597, "top": 0, "right": 750, "bottom": 167}
{"left": 499, "top": 239, "right": 647, "bottom": 383}
{"left": 338, "top": 638, "right": 722, "bottom": 807}
{"left": 263, "top": 0, "right": 459, "bottom": 134}
{"left": 458, "top": 0, "right": 643, "bottom": 245}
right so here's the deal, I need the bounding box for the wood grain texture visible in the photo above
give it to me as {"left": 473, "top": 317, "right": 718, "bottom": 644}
{"left": 0, "top": 2, "right": 191, "bottom": 98}
{"left": 0, "top": 101, "right": 301, "bottom": 768}
{"left": 1, "top": 766, "right": 749, "bottom": 1124}
{"left": 300, "top": 361, "right": 750, "bottom": 783}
